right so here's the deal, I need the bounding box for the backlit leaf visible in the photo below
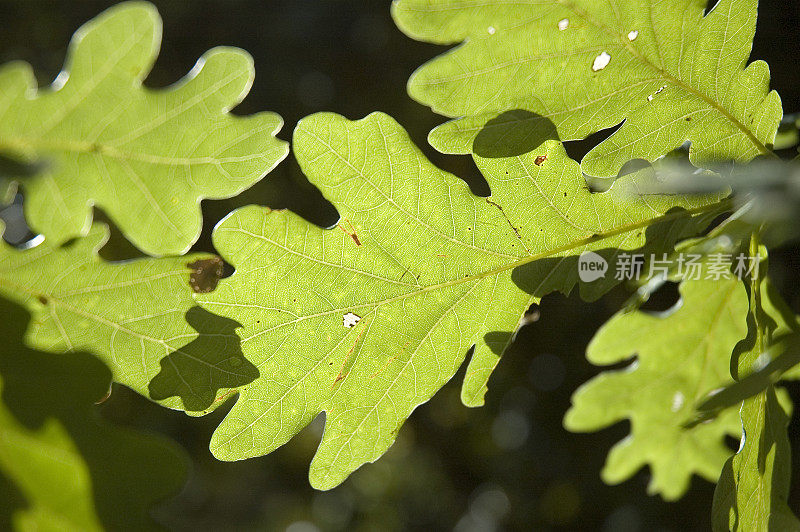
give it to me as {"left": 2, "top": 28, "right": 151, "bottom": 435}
{"left": 197, "top": 111, "right": 720, "bottom": 489}
{"left": 713, "top": 258, "right": 800, "bottom": 530}
{"left": 713, "top": 387, "right": 799, "bottom": 531}
{"left": 0, "top": 1, "right": 288, "bottom": 255}
{"left": 0, "top": 225, "right": 256, "bottom": 412}
{"left": 565, "top": 278, "right": 747, "bottom": 500}
{"left": 394, "top": 0, "right": 781, "bottom": 176}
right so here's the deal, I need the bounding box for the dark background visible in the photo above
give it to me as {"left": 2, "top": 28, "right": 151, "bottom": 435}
{"left": 1, "top": 1, "right": 800, "bottom": 530}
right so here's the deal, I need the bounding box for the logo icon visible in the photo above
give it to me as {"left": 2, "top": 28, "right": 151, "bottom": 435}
{"left": 578, "top": 251, "right": 608, "bottom": 282}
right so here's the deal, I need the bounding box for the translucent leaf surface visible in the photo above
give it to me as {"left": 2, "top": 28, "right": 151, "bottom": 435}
{"left": 197, "top": 111, "right": 720, "bottom": 489}
{"left": 0, "top": 226, "right": 256, "bottom": 412}
{"left": 394, "top": 0, "right": 782, "bottom": 176}
{"left": 713, "top": 266, "right": 800, "bottom": 530}
{"left": 565, "top": 278, "right": 747, "bottom": 500}
{"left": 697, "top": 281, "right": 800, "bottom": 412}
{"left": 713, "top": 387, "right": 799, "bottom": 531}
{"left": 0, "top": 298, "right": 186, "bottom": 531}
{"left": 0, "top": 1, "right": 288, "bottom": 255}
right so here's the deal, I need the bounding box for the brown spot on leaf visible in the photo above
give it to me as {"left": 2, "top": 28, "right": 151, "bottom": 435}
{"left": 333, "top": 321, "right": 368, "bottom": 388}
{"left": 37, "top": 295, "right": 48, "bottom": 305}
{"left": 187, "top": 256, "right": 224, "bottom": 293}
{"left": 534, "top": 154, "right": 547, "bottom": 166}
{"left": 338, "top": 218, "right": 362, "bottom": 246}
{"left": 213, "top": 389, "right": 237, "bottom": 405}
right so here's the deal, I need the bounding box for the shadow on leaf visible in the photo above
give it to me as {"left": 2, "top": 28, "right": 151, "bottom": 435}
{"left": 0, "top": 468, "right": 25, "bottom": 531}
{"left": 0, "top": 154, "right": 46, "bottom": 179}
{"left": 473, "top": 110, "right": 559, "bottom": 158}
{"left": 148, "top": 306, "right": 258, "bottom": 412}
{"left": 711, "top": 294, "right": 798, "bottom": 529}
{"left": 483, "top": 331, "right": 514, "bottom": 356}
{"left": 481, "top": 206, "right": 719, "bottom": 374}
{"left": 512, "top": 207, "right": 712, "bottom": 300}
{"left": 0, "top": 297, "right": 187, "bottom": 530}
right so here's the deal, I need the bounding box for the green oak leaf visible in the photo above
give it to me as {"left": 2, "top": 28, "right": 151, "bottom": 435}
{"left": 0, "top": 1, "right": 287, "bottom": 255}
{"left": 0, "top": 298, "right": 187, "bottom": 531}
{"left": 564, "top": 278, "right": 747, "bottom": 500}
{"left": 0, "top": 225, "right": 257, "bottom": 412}
{"left": 696, "top": 280, "right": 800, "bottom": 414}
{"left": 197, "top": 111, "right": 719, "bottom": 489}
{"left": 393, "top": 0, "right": 782, "bottom": 176}
{"left": 713, "top": 259, "right": 800, "bottom": 531}
{"left": 713, "top": 387, "right": 799, "bottom": 531}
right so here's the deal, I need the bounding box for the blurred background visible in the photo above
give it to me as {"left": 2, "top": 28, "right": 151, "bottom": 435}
{"left": 1, "top": 0, "right": 800, "bottom": 530}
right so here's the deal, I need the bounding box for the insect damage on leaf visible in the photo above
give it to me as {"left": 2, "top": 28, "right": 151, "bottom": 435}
{"left": 591, "top": 52, "right": 611, "bottom": 72}
{"left": 188, "top": 257, "right": 225, "bottom": 293}
{"left": 338, "top": 219, "right": 362, "bottom": 246}
{"left": 0, "top": 225, "right": 236, "bottom": 413}
{"left": 343, "top": 312, "right": 361, "bottom": 328}
{"left": 195, "top": 111, "right": 722, "bottom": 490}
{"left": 394, "top": 0, "right": 782, "bottom": 175}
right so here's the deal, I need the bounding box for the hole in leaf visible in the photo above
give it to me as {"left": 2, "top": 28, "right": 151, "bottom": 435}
{"left": 0, "top": 193, "right": 36, "bottom": 248}
{"left": 638, "top": 281, "right": 680, "bottom": 312}
{"left": 591, "top": 51, "right": 611, "bottom": 71}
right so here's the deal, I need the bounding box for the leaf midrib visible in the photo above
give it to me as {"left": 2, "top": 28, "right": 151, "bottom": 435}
{"left": 213, "top": 200, "right": 727, "bottom": 345}
{"left": 420, "top": 0, "right": 774, "bottom": 157}
{"left": 0, "top": 136, "right": 263, "bottom": 167}
{"left": 559, "top": 0, "right": 773, "bottom": 156}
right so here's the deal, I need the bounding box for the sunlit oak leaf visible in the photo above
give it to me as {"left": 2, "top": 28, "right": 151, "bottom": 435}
{"left": 197, "top": 111, "right": 719, "bottom": 489}
{"left": 713, "top": 264, "right": 800, "bottom": 531}
{"left": 0, "top": 225, "right": 256, "bottom": 412}
{"left": 565, "top": 278, "right": 747, "bottom": 500}
{"left": 0, "top": 1, "right": 287, "bottom": 255}
{"left": 394, "top": 0, "right": 782, "bottom": 176}
{"left": 713, "top": 387, "right": 799, "bottom": 531}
